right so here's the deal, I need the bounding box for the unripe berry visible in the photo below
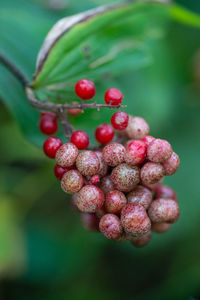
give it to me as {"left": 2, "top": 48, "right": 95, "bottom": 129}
{"left": 95, "top": 151, "right": 108, "bottom": 177}
{"left": 76, "top": 151, "right": 100, "bottom": 176}
{"left": 126, "top": 116, "right": 149, "bottom": 139}
{"left": 99, "top": 214, "right": 122, "bottom": 239}
{"left": 54, "top": 164, "right": 72, "bottom": 180}
{"left": 111, "top": 111, "right": 129, "bottom": 130}
{"left": 154, "top": 185, "right": 177, "bottom": 201}
{"left": 147, "top": 139, "right": 173, "bottom": 163}
{"left": 39, "top": 113, "right": 58, "bottom": 135}
{"left": 130, "top": 231, "right": 152, "bottom": 247}
{"left": 141, "top": 162, "right": 164, "bottom": 185}
{"left": 162, "top": 152, "right": 180, "bottom": 176}
{"left": 121, "top": 203, "right": 151, "bottom": 236}
{"left": 95, "top": 124, "right": 114, "bottom": 144}
{"left": 102, "top": 143, "right": 125, "bottom": 167}
{"left": 67, "top": 102, "right": 83, "bottom": 116}
{"left": 111, "top": 163, "right": 140, "bottom": 192}
{"left": 61, "top": 169, "right": 84, "bottom": 194}
{"left": 141, "top": 135, "right": 155, "bottom": 146}
{"left": 43, "top": 137, "right": 62, "bottom": 158}
{"left": 151, "top": 222, "right": 171, "bottom": 233}
{"left": 105, "top": 190, "right": 127, "bottom": 214}
{"left": 104, "top": 88, "right": 123, "bottom": 105}
{"left": 76, "top": 185, "right": 104, "bottom": 213}
{"left": 70, "top": 130, "right": 89, "bottom": 150}
{"left": 81, "top": 213, "right": 100, "bottom": 231}
{"left": 75, "top": 79, "right": 96, "bottom": 100}
{"left": 127, "top": 185, "right": 152, "bottom": 209}
{"left": 55, "top": 143, "right": 78, "bottom": 167}
{"left": 125, "top": 140, "right": 147, "bottom": 165}
{"left": 148, "top": 198, "right": 180, "bottom": 223}
{"left": 100, "top": 176, "right": 114, "bottom": 194}
{"left": 90, "top": 174, "right": 100, "bottom": 185}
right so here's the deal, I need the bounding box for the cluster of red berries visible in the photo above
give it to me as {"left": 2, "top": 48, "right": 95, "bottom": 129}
{"left": 39, "top": 79, "right": 180, "bottom": 247}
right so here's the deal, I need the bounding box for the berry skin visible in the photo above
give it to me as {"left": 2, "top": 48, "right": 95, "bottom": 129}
{"left": 75, "top": 79, "right": 96, "bottom": 100}
{"left": 95, "top": 124, "right": 114, "bottom": 144}
{"left": 90, "top": 174, "right": 100, "bottom": 185}
{"left": 54, "top": 164, "right": 72, "bottom": 180}
{"left": 76, "top": 151, "right": 100, "bottom": 176}
{"left": 39, "top": 114, "right": 58, "bottom": 135}
{"left": 151, "top": 222, "right": 171, "bottom": 233}
{"left": 43, "top": 137, "right": 62, "bottom": 158}
{"left": 162, "top": 152, "right": 180, "bottom": 176}
{"left": 111, "top": 111, "right": 129, "bottom": 131}
{"left": 121, "top": 203, "right": 151, "bottom": 236}
{"left": 125, "top": 140, "right": 147, "bottom": 165}
{"left": 76, "top": 185, "right": 104, "bottom": 213}
{"left": 147, "top": 139, "right": 173, "bottom": 163}
{"left": 67, "top": 102, "right": 83, "bottom": 116}
{"left": 130, "top": 231, "right": 152, "bottom": 247}
{"left": 111, "top": 163, "right": 140, "bottom": 192}
{"left": 105, "top": 190, "right": 127, "bottom": 214}
{"left": 148, "top": 198, "right": 180, "bottom": 223}
{"left": 100, "top": 176, "right": 115, "bottom": 194}
{"left": 141, "top": 136, "right": 155, "bottom": 146}
{"left": 70, "top": 130, "right": 89, "bottom": 150}
{"left": 125, "top": 116, "right": 149, "bottom": 139}
{"left": 81, "top": 213, "right": 100, "bottom": 232}
{"left": 127, "top": 185, "right": 152, "bottom": 210}
{"left": 141, "top": 162, "right": 164, "bottom": 185}
{"left": 154, "top": 185, "right": 177, "bottom": 201}
{"left": 95, "top": 151, "right": 108, "bottom": 177}
{"left": 102, "top": 142, "right": 125, "bottom": 167}
{"left": 55, "top": 143, "right": 79, "bottom": 167}
{"left": 61, "top": 169, "right": 83, "bottom": 194}
{"left": 143, "top": 178, "right": 163, "bottom": 191}
{"left": 99, "top": 214, "right": 122, "bottom": 239}
{"left": 104, "top": 88, "right": 123, "bottom": 106}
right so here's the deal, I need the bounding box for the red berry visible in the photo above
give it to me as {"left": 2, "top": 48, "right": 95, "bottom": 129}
{"left": 141, "top": 136, "right": 155, "bottom": 146}
{"left": 81, "top": 213, "right": 100, "bottom": 231}
{"left": 43, "top": 137, "right": 62, "bottom": 158}
{"left": 75, "top": 79, "right": 96, "bottom": 100}
{"left": 90, "top": 174, "right": 100, "bottom": 185}
{"left": 67, "top": 102, "right": 83, "bottom": 116}
{"left": 39, "top": 114, "right": 58, "bottom": 135}
{"left": 147, "top": 139, "right": 173, "bottom": 163}
{"left": 111, "top": 111, "right": 129, "bottom": 131}
{"left": 95, "top": 124, "right": 114, "bottom": 144}
{"left": 154, "top": 185, "right": 177, "bottom": 201}
{"left": 40, "top": 112, "right": 57, "bottom": 119}
{"left": 104, "top": 88, "right": 123, "bottom": 105}
{"left": 54, "top": 164, "right": 71, "bottom": 180}
{"left": 162, "top": 152, "right": 180, "bottom": 176}
{"left": 125, "top": 140, "right": 147, "bottom": 165}
{"left": 127, "top": 185, "right": 152, "bottom": 210}
{"left": 70, "top": 130, "right": 89, "bottom": 150}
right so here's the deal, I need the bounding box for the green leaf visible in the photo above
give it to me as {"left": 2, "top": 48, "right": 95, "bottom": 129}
{"left": 169, "top": 4, "right": 200, "bottom": 28}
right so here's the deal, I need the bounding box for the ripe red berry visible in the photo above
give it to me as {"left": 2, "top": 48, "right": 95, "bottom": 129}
{"left": 40, "top": 112, "right": 57, "bottom": 118}
{"left": 147, "top": 139, "right": 173, "bottom": 163}
{"left": 70, "top": 130, "right": 89, "bottom": 150}
{"left": 95, "top": 124, "right": 114, "bottom": 144}
{"left": 105, "top": 190, "right": 127, "bottom": 214}
{"left": 54, "top": 164, "right": 71, "bottom": 180}
{"left": 90, "top": 174, "right": 100, "bottom": 185}
{"left": 125, "top": 140, "right": 147, "bottom": 165}
{"left": 43, "top": 137, "right": 62, "bottom": 158}
{"left": 55, "top": 143, "right": 79, "bottom": 167}
{"left": 76, "top": 185, "right": 104, "bottom": 213}
{"left": 39, "top": 114, "right": 58, "bottom": 135}
{"left": 99, "top": 214, "right": 123, "bottom": 239}
{"left": 141, "top": 136, "right": 155, "bottom": 146}
{"left": 104, "top": 88, "right": 123, "bottom": 105}
{"left": 111, "top": 111, "right": 129, "bottom": 131}
{"left": 75, "top": 79, "right": 96, "bottom": 100}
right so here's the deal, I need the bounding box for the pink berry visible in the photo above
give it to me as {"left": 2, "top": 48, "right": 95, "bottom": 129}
{"left": 99, "top": 214, "right": 122, "bottom": 239}
{"left": 76, "top": 185, "right": 104, "bottom": 213}
{"left": 105, "top": 190, "right": 127, "bottom": 214}
{"left": 104, "top": 88, "right": 123, "bottom": 105}
{"left": 70, "top": 130, "right": 89, "bottom": 150}
{"left": 90, "top": 174, "right": 100, "bottom": 185}
{"left": 126, "top": 116, "right": 149, "bottom": 139}
{"left": 111, "top": 111, "right": 129, "bottom": 131}
{"left": 43, "top": 137, "right": 62, "bottom": 158}
{"left": 127, "top": 185, "right": 152, "bottom": 209}
{"left": 148, "top": 198, "right": 180, "bottom": 223}
{"left": 130, "top": 231, "right": 152, "bottom": 247}
{"left": 141, "top": 162, "right": 164, "bottom": 185}
{"left": 121, "top": 203, "right": 151, "bottom": 236}
{"left": 162, "top": 152, "right": 180, "bottom": 176}
{"left": 81, "top": 213, "right": 100, "bottom": 231}
{"left": 125, "top": 140, "right": 147, "bottom": 165}
{"left": 147, "top": 139, "right": 173, "bottom": 163}
{"left": 95, "top": 151, "right": 108, "bottom": 177}
{"left": 39, "top": 113, "right": 58, "bottom": 135}
{"left": 54, "top": 164, "right": 71, "bottom": 180}
{"left": 55, "top": 143, "right": 78, "bottom": 167}
{"left": 154, "top": 185, "right": 177, "bottom": 201}
{"left": 143, "top": 178, "right": 163, "bottom": 191}
{"left": 100, "top": 176, "right": 114, "bottom": 194}
{"left": 141, "top": 136, "right": 155, "bottom": 146}
{"left": 76, "top": 151, "right": 100, "bottom": 176}
{"left": 61, "top": 169, "right": 84, "bottom": 194}
{"left": 151, "top": 222, "right": 171, "bottom": 233}
{"left": 75, "top": 79, "right": 96, "bottom": 100}
{"left": 95, "top": 124, "right": 114, "bottom": 144}
{"left": 111, "top": 163, "right": 140, "bottom": 192}
{"left": 67, "top": 102, "right": 83, "bottom": 116}
{"left": 102, "top": 143, "right": 125, "bottom": 167}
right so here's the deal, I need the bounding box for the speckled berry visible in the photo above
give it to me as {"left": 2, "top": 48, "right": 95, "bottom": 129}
{"left": 100, "top": 176, "right": 115, "bottom": 194}
{"left": 121, "top": 203, "right": 151, "bottom": 236}
{"left": 90, "top": 174, "right": 100, "bottom": 185}
{"left": 99, "top": 214, "right": 122, "bottom": 239}
{"left": 95, "top": 151, "right": 108, "bottom": 177}
{"left": 143, "top": 178, "right": 163, "bottom": 191}
{"left": 147, "top": 139, "right": 173, "bottom": 163}
{"left": 130, "top": 231, "right": 152, "bottom": 247}
{"left": 141, "top": 136, "right": 155, "bottom": 146}
{"left": 148, "top": 198, "right": 180, "bottom": 223}
{"left": 105, "top": 190, "right": 127, "bottom": 214}
{"left": 127, "top": 185, "right": 152, "bottom": 209}
{"left": 154, "top": 185, "right": 177, "bottom": 201}
{"left": 102, "top": 143, "right": 125, "bottom": 167}
{"left": 111, "top": 163, "right": 140, "bottom": 192}
{"left": 125, "top": 140, "right": 147, "bottom": 165}
{"left": 111, "top": 111, "right": 129, "bottom": 131}
{"left": 61, "top": 169, "right": 83, "bottom": 194}
{"left": 76, "top": 151, "right": 100, "bottom": 176}
{"left": 76, "top": 185, "right": 104, "bottom": 213}
{"left": 162, "top": 152, "right": 180, "bottom": 176}
{"left": 81, "top": 213, "right": 100, "bottom": 231}
{"left": 125, "top": 116, "right": 149, "bottom": 139}
{"left": 141, "top": 162, "right": 164, "bottom": 185}
{"left": 151, "top": 222, "right": 171, "bottom": 233}
{"left": 55, "top": 143, "right": 78, "bottom": 167}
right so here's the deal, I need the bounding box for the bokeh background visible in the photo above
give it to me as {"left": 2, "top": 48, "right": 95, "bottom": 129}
{"left": 0, "top": 0, "right": 200, "bottom": 299}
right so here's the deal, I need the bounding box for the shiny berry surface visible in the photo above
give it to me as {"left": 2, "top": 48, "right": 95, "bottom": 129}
{"left": 70, "top": 130, "right": 89, "bottom": 150}
{"left": 95, "top": 124, "right": 114, "bottom": 144}
{"left": 75, "top": 79, "right": 96, "bottom": 100}
{"left": 54, "top": 164, "right": 71, "bottom": 180}
{"left": 104, "top": 88, "right": 123, "bottom": 105}
{"left": 111, "top": 111, "right": 129, "bottom": 130}
{"left": 39, "top": 113, "right": 58, "bottom": 135}
{"left": 125, "top": 140, "right": 147, "bottom": 165}
{"left": 43, "top": 137, "right": 62, "bottom": 158}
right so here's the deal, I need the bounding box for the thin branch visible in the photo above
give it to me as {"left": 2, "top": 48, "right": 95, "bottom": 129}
{"left": 57, "top": 107, "right": 73, "bottom": 139}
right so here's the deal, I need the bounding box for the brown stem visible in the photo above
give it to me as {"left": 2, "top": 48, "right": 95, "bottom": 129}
{"left": 57, "top": 107, "right": 73, "bottom": 139}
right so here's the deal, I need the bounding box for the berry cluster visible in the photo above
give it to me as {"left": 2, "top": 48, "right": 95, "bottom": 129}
{"left": 40, "top": 79, "right": 180, "bottom": 248}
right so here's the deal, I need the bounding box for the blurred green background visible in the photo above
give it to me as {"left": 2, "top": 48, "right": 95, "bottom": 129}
{"left": 0, "top": 0, "right": 200, "bottom": 299}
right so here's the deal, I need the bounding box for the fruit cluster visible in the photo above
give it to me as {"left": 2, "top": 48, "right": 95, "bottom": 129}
{"left": 40, "top": 79, "right": 180, "bottom": 247}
